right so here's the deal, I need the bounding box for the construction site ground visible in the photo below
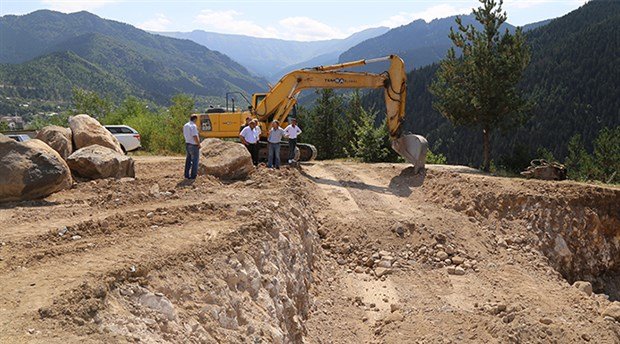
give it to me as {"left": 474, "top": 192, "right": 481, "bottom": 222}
{"left": 1, "top": 156, "right": 619, "bottom": 343}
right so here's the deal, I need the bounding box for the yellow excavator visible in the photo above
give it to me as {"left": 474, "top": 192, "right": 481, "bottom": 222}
{"left": 196, "top": 55, "right": 428, "bottom": 172}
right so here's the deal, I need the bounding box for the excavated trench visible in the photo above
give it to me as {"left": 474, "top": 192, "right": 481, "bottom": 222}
{"left": 40, "top": 199, "right": 321, "bottom": 343}
{"left": 34, "top": 167, "right": 619, "bottom": 343}
{"left": 429, "top": 173, "right": 620, "bottom": 299}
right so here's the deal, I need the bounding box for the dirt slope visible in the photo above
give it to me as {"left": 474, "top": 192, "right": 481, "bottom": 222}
{"left": 0, "top": 157, "right": 618, "bottom": 343}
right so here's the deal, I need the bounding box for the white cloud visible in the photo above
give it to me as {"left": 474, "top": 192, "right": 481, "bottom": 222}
{"left": 138, "top": 13, "right": 171, "bottom": 32}
{"left": 279, "top": 16, "right": 347, "bottom": 41}
{"left": 378, "top": 4, "right": 475, "bottom": 28}
{"left": 41, "top": 0, "right": 120, "bottom": 13}
{"left": 194, "top": 9, "right": 279, "bottom": 39}
{"left": 194, "top": 9, "right": 351, "bottom": 41}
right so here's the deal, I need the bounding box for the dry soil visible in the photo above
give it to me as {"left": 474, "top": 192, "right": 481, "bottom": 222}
{"left": 0, "top": 156, "right": 619, "bottom": 343}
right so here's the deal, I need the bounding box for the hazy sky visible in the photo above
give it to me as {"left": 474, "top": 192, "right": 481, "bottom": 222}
{"left": 0, "top": 0, "right": 587, "bottom": 41}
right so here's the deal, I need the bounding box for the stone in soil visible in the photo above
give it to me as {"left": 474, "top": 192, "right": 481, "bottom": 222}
{"left": 436, "top": 251, "right": 449, "bottom": 260}
{"left": 601, "top": 302, "right": 620, "bottom": 321}
{"left": 572, "top": 281, "right": 593, "bottom": 296}
{"left": 452, "top": 256, "right": 465, "bottom": 265}
{"left": 375, "top": 268, "right": 392, "bottom": 278}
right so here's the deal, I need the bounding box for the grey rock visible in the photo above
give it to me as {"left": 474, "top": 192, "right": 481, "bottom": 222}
{"left": 69, "top": 114, "right": 123, "bottom": 153}
{"left": 67, "top": 145, "right": 135, "bottom": 179}
{"left": 573, "top": 281, "right": 593, "bottom": 296}
{"left": 539, "top": 318, "right": 553, "bottom": 325}
{"left": 436, "top": 251, "right": 449, "bottom": 260}
{"left": 0, "top": 137, "right": 72, "bottom": 202}
{"left": 35, "top": 125, "right": 73, "bottom": 159}
{"left": 602, "top": 302, "right": 620, "bottom": 321}
{"left": 198, "top": 139, "right": 254, "bottom": 180}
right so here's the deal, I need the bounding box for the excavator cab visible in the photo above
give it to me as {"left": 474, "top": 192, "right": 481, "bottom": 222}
{"left": 252, "top": 94, "right": 266, "bottom": 109}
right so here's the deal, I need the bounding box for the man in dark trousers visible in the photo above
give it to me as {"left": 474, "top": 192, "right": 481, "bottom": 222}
{"left": 267, "top": 120, "right": 285, "bottom": 169}
{"left": 284, "top": 118, "right": 302, "bottom": 164}
{"left": 239, "top": 119, "right": 260, "bottom": 165}
{"left": 183, "top": 114, "right": 200, "bottom": 179}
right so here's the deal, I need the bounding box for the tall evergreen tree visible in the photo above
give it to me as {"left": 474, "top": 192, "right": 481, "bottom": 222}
{"left": 350, "top": 108, "right": 391, "bottom": 163}
{"left": 303, "top": 89, "right": 346, "bottom": 160}
{"left": 430, "top": 0, "right": 530, "bottom": 171}
{"left": 342, "top": 90, "right": 365, "bottom": 156}
{"left": 593, "top": 127, "right": 620, "bottom": 184}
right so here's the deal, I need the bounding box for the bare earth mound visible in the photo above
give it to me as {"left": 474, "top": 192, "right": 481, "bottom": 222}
{"left": 0, "top": 158, "right": 618, "bottom": 343}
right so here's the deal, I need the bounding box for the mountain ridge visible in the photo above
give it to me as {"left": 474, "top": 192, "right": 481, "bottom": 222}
{"left": 339, "top": 14, "right": 551, "bottom": 72}
{"left": 0, "top": 10, "right": 267, "bottom": 105}
{"left": 159, "top": 27, "right": 390, "bottom": 80}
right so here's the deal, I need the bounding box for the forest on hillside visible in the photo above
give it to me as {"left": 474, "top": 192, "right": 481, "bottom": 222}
{"left": 360, "top": 0, "right": 619, "bottom": 181}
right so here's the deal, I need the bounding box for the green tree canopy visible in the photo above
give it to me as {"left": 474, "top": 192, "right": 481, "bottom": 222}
{"left": 72, "top": 87, "right": 112, "bottom": 119}
{"left": 430, "top": 0, "right": 530, "bottom": 171}
{"left": 302, "top": 89, "right": 346, "bottom": 160}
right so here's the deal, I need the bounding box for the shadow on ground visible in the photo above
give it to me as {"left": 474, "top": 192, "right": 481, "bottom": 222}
{"left": 301, "top": 166, "right": 425, "bottom": 198}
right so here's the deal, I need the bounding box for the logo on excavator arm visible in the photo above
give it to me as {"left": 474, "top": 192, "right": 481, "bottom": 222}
{"left": 325, "top": 78, "right": 348, "bottom": 84}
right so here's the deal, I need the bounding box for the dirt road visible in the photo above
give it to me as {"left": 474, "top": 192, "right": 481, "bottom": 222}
{"left": 0, "top": 157, "right": 618, "bottom": 343}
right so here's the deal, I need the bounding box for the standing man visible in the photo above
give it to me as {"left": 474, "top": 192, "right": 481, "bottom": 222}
{"left": 284, "top": 118, "right": 302, "bottom": 164}
{"left": 267, "top": 120, "right": 285, "bottom": 169}
{"left": 183, "top": 114, "right": 200, "bottom": 179}
{"left": 240, "top": 119, "right": 259, "bottom": 166}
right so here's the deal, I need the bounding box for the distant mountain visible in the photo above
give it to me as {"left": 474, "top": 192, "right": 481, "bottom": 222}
{"left": 159, "top": 27, "right": 389, "bottom": 80}
{"left": 0, "top": 10, "right": 267, "bottom": 104}
{"left": 340, "top": 14, "right": 551, "bottom": 72}
{"left": 0, "top": 51, "right": 135, "bottom": 101}
{"left": 362, "top": 0, "right": 620, "bottom": 168}
{"left": 522, "top": 18, "right": 553, "bottom": 31}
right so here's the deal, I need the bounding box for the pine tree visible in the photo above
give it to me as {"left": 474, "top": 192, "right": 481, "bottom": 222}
{"left": 565, "top": 134, "right": 596, "bottom": 181}
{"left": 350, "top": 108, "right": 391, "bottom": 162}
{"left": 342, "top": 90, "right": 365, "bottom": 156}
{"left": 303, "top": 89, "right": 346, "bottom": 160}
{"left": 430, "top": 0, "right": 530, "bottom": 171}
{"left": 593, "top": 127, "right": 620, "bottom": 183}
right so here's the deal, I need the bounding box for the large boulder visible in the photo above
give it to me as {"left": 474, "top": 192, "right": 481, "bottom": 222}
{"left": 69, "top": 114, "right": 123, "bottom": 154}
{"left": 198, "top": 139, "right": 254, "bottom": 180}
{"left": 0, "top": 136, "right": 72, "bottom": 202}
{"left": 35, "top": 125, "right": 73, "bottom": 159}
{"left": 67, "top": 145, "right": 135, "bottom": 179}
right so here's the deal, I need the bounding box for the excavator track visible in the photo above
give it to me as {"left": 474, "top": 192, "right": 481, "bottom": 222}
{"left": 258, "top": 141, "right": 317, "bottom": 163}
{"left": 297, "top": 143, "right": 318, "bottom": 162}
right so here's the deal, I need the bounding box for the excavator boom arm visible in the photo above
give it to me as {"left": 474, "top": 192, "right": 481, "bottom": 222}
{"left": 252, "top": 55, "right": 427, "bottom": 171}
{"left": 254, "top": 55, "right": 406, "bottom": 140}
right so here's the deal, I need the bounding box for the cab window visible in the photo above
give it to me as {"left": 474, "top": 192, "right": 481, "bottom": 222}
{"left": 254, "top": 94, "right": 266, "bottom": 107}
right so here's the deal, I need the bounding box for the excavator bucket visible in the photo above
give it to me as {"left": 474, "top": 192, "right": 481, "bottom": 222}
{"left": 392, "top": 134, "right": 428, "bottom": 174}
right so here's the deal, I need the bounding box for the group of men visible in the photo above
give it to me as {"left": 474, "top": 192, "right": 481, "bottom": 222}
{"left": 182, "top": 114, "right": 302, "bottom": 180}
{"left": 239, "top": 116, "right": 302, "bottom": 168}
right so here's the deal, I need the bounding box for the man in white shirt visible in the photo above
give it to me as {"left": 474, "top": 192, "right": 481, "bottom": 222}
{"left": 183, "top": 114, "right": 200, "bottom": 179}
{"left": 267, "top": 120, "right": 286, "bottom": 169}
{"left": 284, "top": 118, "right": 302, "bottom": 163}
{"left": 239, "top": 119, "right": 260, "bottom": 165}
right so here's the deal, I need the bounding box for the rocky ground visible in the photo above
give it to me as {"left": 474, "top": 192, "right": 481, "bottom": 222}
{"left": 0, "top": 156, "right": 619, "bottom": 343}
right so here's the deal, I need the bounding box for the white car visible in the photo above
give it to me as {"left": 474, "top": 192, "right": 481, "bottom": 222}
{"left": 7, "top": 134, "right": 31, "bottom": 142}
{"left": 104, "top": 125, "right": 142, "bottom": 153}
